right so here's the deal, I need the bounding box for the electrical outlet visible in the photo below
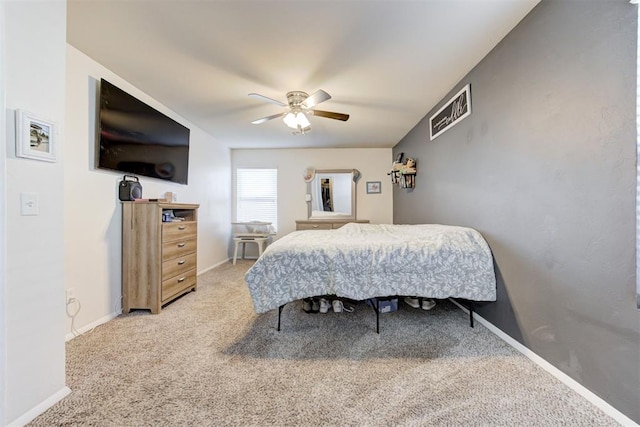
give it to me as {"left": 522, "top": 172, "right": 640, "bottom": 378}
{"left": 66, "top": 288, "right": 75, "bottom": 304}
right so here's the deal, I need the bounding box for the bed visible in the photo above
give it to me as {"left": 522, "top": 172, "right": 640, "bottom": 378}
{"left": 245, "top": 223, "right": 497, "bottom": 321}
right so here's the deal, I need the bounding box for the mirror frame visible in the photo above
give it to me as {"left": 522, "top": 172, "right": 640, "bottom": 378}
{"left": 307, "top": 169, "right": 357, "bottom": 220}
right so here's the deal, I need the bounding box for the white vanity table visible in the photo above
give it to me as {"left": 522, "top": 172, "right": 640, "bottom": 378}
{"left": 295, "top": 219, "right": 369, "bottom": 230}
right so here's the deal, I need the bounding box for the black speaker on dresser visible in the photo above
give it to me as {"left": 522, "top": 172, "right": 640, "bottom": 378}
{"left": 118, "top": 175, "right": 143, "bottom": 201}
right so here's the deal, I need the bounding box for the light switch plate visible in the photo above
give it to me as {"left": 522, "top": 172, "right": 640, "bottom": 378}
{"left": 20, "top": 192, "right": 39, "bottom": 216}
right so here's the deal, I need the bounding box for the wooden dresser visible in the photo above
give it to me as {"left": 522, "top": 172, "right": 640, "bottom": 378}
{"left": 295, "top": 219, "right": 369, "bottom": 230}
{"left": 122, "top": 201, "right": 199, "bottom": 314}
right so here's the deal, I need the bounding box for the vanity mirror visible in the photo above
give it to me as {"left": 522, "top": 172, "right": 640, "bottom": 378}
{"left": 307, "top": 169, "right": 357, "bottom": 220}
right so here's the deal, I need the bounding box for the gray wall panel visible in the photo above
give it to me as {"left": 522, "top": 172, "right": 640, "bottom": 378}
{"left": 393, "top": 0, "right": 639, "bottom": 422}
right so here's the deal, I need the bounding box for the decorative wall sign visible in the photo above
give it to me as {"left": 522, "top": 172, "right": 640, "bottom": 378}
{"left": 429, "top": 84, "right": 471, "bottom": 141}
{"left": 15, "top": 110, "right": 57, "bottom": 162}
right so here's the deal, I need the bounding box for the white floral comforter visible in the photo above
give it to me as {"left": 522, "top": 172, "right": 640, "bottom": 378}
{"left": 244, "top": 223, "right": 496, "bottom": 314}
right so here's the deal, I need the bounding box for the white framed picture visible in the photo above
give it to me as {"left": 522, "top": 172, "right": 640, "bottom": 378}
{"left": 15, "top": 109, "right": 57, "bottom": 162}
{"left": 366, "top": 181, "right": 381, "bottom": 194}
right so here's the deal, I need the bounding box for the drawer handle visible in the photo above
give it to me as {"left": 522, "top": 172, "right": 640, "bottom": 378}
{"left": 177, "top": 243, "right": 186, "bottom": 248}
{"left": 178, "top": 225, "right": 186, "bottom": 230}
{"left": 312, "top": 225, "right": 319, "bottom": 228}
{"left": 178, "top": 277, "right": 185, "bottom": 283}
{"left": 178, "top": 260, "right": 185, "bottom": 265}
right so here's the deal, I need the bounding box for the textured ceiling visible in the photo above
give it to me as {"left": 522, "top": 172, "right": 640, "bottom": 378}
{"left": 67, "top": 0, "right": 540, "bottom": 149}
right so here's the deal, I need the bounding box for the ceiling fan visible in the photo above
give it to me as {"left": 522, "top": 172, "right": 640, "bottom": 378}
{"left": 249, "top": 89, "right": 349, "bottom": 134}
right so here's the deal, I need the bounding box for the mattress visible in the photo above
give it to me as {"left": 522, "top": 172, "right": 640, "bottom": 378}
{"left": 245, "top": 223, "right": 496, "bottom": 313}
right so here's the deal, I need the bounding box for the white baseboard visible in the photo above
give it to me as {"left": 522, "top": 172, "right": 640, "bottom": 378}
{"left": 65, "top": 311, "right": 120, "bottom": 342}
{"left": 7, "top": 386, "right": 71, "bottom": 427}
{"left": 449, "top": 299, "right": 638, "bottom": 427}
{"left": 198, "top": 258, "right": 231, "bottom": 275}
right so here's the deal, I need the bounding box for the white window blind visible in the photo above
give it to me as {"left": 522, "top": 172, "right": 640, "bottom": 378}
{"left": 236, "top": 168, "right": 278, "bottom": 231}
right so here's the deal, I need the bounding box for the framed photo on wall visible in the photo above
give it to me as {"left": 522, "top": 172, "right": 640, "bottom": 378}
{"left": 366, "top": 181, "right": 382, "bottom": 194}
{"left": 15, "top": 110, "right": 57, "bottom": 162}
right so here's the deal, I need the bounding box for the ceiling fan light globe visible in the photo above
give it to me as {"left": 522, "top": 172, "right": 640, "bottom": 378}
{"left": 283, "top": 112, "right": 298, "bottom": 129}
{"left": 296, "top": 112, "right": 311, "bottom": 128}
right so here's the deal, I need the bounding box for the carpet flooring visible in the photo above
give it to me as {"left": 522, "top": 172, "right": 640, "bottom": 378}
{"left": 30, "top": 260, "right": 618, "bottom": 426}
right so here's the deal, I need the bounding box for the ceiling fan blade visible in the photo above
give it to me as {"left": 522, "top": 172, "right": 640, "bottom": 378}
{"left": 251, "top": 112, "right": 286, "bottom": 125}
{"left": 301, "top": 89, "right": 331, "bottom": 109}
{"left": 309, "top": 109, "right": 349, "bottom": 121}
{"left": 248, "top": 93, "right": 286, "bottom": 107}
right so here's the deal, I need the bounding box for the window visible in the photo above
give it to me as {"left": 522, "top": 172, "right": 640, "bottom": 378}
{"left": 236, "top": 168, "right": 278, "bottom": 231}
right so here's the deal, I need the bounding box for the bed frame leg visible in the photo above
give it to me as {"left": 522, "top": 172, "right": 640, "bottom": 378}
{"left": 367, "top": 299, "right": 380, "bottom": 334}
{"left": 469, "top": 301, "right": 475, "bottom": 328}
{"left": 277, "top": 304, "right": 285, "bottom": 331}
{"left": 374, "top": 300, "right": 380, "bottom": 334}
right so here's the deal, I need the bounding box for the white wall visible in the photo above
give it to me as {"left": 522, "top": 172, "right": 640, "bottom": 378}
{"left": 4, "top": 1, "right": 68, "bottom": 424}
{"left": 64, "top": 46, "right": 232, "bottom": 339}
{"left": 0, "top": 3, "right": 6, "bottom": 424}
{"left": 231, "top": 148, "right": 393, "bottom": 240}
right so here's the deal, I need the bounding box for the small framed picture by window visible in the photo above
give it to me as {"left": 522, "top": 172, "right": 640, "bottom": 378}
{"left": 15, "top": 110, "right": 57, "bottom": 162}
{"left": 366, "top": 181, "right": 381, "bottom": 194}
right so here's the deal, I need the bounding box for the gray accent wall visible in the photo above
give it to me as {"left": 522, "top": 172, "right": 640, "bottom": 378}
{"left": 393, "top": 0, "right": 639, "bottom": 422}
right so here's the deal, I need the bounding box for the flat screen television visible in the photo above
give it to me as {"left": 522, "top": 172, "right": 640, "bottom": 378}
{"left": 97, "top": 78, "right": 190, "bottom": 185}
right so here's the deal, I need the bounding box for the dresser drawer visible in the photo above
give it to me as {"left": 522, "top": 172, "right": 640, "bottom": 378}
{"left": 162, "top": 238, "right": 197, "bottom": 261}
{"left": 162, "top": 252, "right": 197, "bottom": 281}
{"left": 297, "top": 223, "right": 333, "bottom": 230}
{"left": 162, "top": 268, "right": 197, "bottom": 302}
{"left": 162, "top": 221, "right": 197, "bottom": 242}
